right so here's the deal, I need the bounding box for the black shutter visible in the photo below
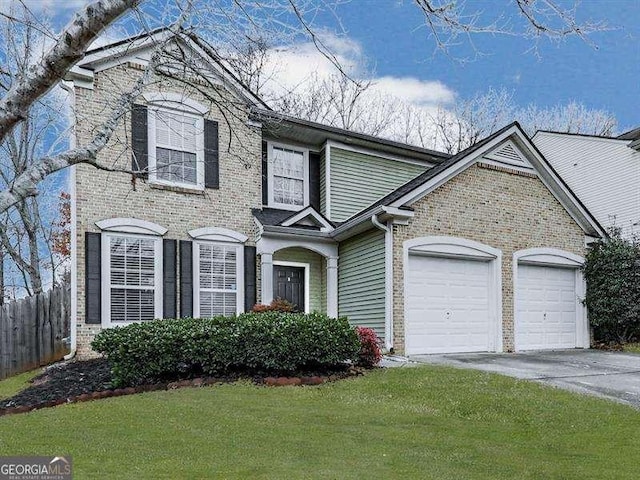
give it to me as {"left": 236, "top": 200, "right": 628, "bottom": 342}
{"left": 244, "top": 246, "right": 257, "bottom": 312}
{"left": 163, "top": 239, "right": 177, "bottom": 319}
{"left": 85, "top": 232, "right": 102, "bottom": 325}
{"left": 204, "top": 120, "right": 219, "bottom": 189}
{"left": 180, "top": 240, "right": 193, "bottom": 318}
{"left": 262, "top": 141, "right": 268, "bottom": 205}
{"left": 131, "top": 104, "right": 148, "bottom": 177}
{"left": 309, "top": 152, "right": 321, "bottom": 210}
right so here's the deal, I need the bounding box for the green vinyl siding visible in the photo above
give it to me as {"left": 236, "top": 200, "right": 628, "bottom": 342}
{"left": 273, "top": 247, "right": 326, "bottom": 313}
{"left": 338, "top": 228, "right": 386, "bottom": 342}
{"left": 329, "top": 147, "right": 427, "bottom": 222}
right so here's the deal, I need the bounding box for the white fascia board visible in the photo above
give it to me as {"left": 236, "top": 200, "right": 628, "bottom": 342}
{"left": 390, "top": 126, "right": 520, "bottom": 208}
{"left": 388, "top": 125, "right": 605, "bottom": 238}
{"left": 281, "top": 207, "right": 333, "bottom": 232}
{"left": 79, "top": 29, "right": 174, "bottom": 68}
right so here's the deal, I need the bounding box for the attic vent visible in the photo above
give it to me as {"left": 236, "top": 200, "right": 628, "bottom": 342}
{"left": 484, "top": 140, "right": 532, "bottom": 169}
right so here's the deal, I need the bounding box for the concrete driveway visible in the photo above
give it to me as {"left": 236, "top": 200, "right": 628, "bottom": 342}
{"left": 409, "top": 350, "right": 640, "bottom": 408}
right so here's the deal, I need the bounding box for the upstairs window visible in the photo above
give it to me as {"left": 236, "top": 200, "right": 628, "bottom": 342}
{"left": 148, "top": 107, "right": 204, "bottom": 189}
{"left": 268, "top": 143, "right": 309, "bottom": 209}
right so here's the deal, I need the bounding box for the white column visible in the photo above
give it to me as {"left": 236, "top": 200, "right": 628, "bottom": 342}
{"left": 261, "top": 252, "right": 274, "bottom": 305}
{"left": 326, "top": 256, "right": 338, "bottom": 318}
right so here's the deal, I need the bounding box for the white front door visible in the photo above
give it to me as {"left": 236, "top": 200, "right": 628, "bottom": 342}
{"left": 405, "top": 255, "right": 492, "bottom": 355}
{"left": 515, "top": 264, "right": 577, "bottom": 351}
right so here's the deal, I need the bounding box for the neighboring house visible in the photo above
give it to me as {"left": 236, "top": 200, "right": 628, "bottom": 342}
{"left": 65, "top": 30, "right": 605, "bottom": 359}
{"left": 533, "top": 130, "right": 640, "bottom": 239}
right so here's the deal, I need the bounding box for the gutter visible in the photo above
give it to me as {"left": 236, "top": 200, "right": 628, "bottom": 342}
{"left": 61, "top": 81, "right": 77, "bottom": 361}
{"left": 371, "top": 214, "right": 394, "bottom": 351}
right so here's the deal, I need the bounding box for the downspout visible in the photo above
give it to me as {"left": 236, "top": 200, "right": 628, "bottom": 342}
{"left": 371, "top": 214, "right": 394, "bottom": 352}
{"left": 61, "top": 81, "right": 77, "bottom": 361}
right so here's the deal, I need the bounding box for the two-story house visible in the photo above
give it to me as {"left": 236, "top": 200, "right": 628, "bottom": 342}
{"left": 65, "top": 29, "right": 605, "bottom": 359}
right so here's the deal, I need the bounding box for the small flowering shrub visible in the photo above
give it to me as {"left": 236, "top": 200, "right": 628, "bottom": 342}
{"left": 92, "top": 312, "right": 360, "bottom": 387}
{"left": 355, "top": 327, "right": 382, "bottom": 367}
{"left": 251, "top": 298, "right": 296, "bottom": 313}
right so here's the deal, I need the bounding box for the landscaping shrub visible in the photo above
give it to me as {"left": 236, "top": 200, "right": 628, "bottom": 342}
{"left": 251, "top": 298, "right": 296, "bottom": 313}
{"left": 92, "top": 312, "right": 360, "bottom": 387}
{"left": 355, "top": 327, "right": 382, "bottom": 367}
{"left": 583, "top": 229, "right": 640, "bottom": 344}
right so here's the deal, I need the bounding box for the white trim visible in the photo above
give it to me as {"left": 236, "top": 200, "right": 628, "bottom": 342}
{"left": 393, "top": 126, "right": 520, "bottom": 208}
{"left": 266, "top": 141, "right": 310, "bottom": 211}
{"left": 325, "top": 140, "right": 435, "bottom": 168}
{"left": 147, "top": 105, "right": 205, "bottom": 190}
{"left": 101, "top": 232, "right": 163, "bottom": 328}
{"left": 188, "top": 227, "right": 248, "bottom": 243}
{"left": 325, "top": 143, "right": 332, "bottom": 219}
{"left": 142, "top": 92, "right": 209, "bottom": 115}
{"left": 256, "top": 235, "right": 338, "bottom": 259}
{"left": 371, "top": 214, "right": 394, "bottom": 350}
{"left": 95, "top": 218, "right": 168, "bottom": 236}
{"left": 512, "top": 248, "right": 589, "bottom": 351}
{"left": 280, "top": 206, "right": 333, "bottom": 232}
{"left": 273, "top": 260, "right": 310, "bottom": 313}
{"left": 66, "top": 79, "right": 78, "bottom": 359}
{"left": 388, "top": 125, "right": 605, "bottom": 238}
{"left": 483, "top": 139, "right": 533, "bottom": 170}
{"left": 403, "top": 236, "right": 503, "bottom": 353}
{"left": 193, "top": 240, "right": 245, "bottom": 317}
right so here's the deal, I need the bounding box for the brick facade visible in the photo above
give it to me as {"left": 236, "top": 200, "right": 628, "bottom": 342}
{"left": 391, "top": 163, "right": 586, "bottom": 354}
{"left": 74, "top": 64, "right": 263, "bottom": 357}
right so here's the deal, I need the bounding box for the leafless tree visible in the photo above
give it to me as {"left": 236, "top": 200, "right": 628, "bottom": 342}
{"left": 0, "top": 0, "right": 615, "bottom": 221}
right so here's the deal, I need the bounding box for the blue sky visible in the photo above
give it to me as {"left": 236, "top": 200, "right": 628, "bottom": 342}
{"left": 28, "top": 0, "right": 640, "bottom": 131}
{"left": 321, "top": 0, "right": 639, "bottom": 131}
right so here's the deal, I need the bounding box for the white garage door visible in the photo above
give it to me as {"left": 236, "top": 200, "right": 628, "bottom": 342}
{"left": 516, "top": 264, "right": 577, "bottom": 351}
{"left": 406, "top": 255, "right": 491, "bottom": 355}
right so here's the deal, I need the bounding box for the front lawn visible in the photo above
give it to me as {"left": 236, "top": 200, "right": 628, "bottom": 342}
{"left": 0, "top": 369, "right": 40, "bottom": 400}
{"left": 1, "top": 366, "right": 639, "bottom": 479}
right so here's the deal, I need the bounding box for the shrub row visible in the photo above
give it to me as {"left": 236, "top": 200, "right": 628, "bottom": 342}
{"left": 92, "top": 312, "right": 361, "bottom": 387}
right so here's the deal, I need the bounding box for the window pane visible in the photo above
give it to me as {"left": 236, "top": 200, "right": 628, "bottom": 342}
{"left": 111, "top": 289, "right": 155, "bottom": 322}
{"left": 109, "top": 236, "right": 156, "bottom": 323}
{"left": 198, "top": 243, "right": 237, "bottom": 317}
{"left": 156, "top": 148, "right": 197, "bottom": 185}
{"left": 199, "top": 291, "right": 237, "bottom": 317}
{"left": 272, "top": 146, "right": 305, "bottom": 205}
{"left": 157, "top": 110, "right": 197, "bottom": 152}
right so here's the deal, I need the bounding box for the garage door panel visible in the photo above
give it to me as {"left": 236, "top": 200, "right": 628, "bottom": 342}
{"left": 406, "top": 255, "right": 492, "bottom": 355}
{"left": 516, "top": 264, "right": 577, "bottom": 351}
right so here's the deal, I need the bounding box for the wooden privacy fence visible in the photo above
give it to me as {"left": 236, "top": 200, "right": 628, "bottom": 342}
{"left": 0, "top": 284, "right": 70, "bottom": 380}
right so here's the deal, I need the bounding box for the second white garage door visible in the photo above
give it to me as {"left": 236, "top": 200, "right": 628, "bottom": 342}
{"left": 515, "top": 264, "right": 577, "bottom": 351}
{"left": 406, "top": 255, "right": 492, "bottom": 355}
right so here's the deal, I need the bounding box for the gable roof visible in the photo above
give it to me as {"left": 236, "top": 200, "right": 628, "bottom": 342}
{"left": 334, "top": 122, "right": 606, "bottom": 239}
{"left": 618, "top": 127, "right": 640, "bottom": 141}
{"left": 253, "top": 108, "right": 450, "bottom": 165}
{"left": 69, "top": 28, "right": 270, "bottom": 109}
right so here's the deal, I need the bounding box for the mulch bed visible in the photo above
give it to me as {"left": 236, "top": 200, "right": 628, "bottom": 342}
{"left": 0, "top": 359, "right": 364, "bottom": 417}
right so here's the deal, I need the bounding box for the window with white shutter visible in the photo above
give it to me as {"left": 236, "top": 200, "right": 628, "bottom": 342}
{"left": 194, "top": 242, "right": 243, "bottom": 317}
{"left": 267, "top": 143, "right": 309, "bottom": 209}
{"left": 148, "top": 107, "right": 204, "bottom": 188}
{"left": 104, "top": 234, "right": 162, "bottom": 324}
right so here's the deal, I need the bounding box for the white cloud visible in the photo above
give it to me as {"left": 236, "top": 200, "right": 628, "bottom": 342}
{"left": 263, "top": 32, "right": 455, "bottom": 108}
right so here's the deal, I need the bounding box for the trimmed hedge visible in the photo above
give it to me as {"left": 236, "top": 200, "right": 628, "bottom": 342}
{"left": 92, "top": 312, "right": 360, "bottom": 387}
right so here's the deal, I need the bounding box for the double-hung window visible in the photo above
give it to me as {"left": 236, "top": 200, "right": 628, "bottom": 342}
{"left": 193, "top": 242, "right": 244, "bottom": 317}
{"left": 267, "top": 143, "right": 309, "bottom": 209}
{"left": 103, "top": 233, "right": 163, "bottom": 325}
{"left": 148, "top": 107, "right": 204, "bottom": 188}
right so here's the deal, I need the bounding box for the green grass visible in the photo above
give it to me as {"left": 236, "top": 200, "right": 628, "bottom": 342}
{"left": 623, "top": 343, "right": 640, "bottom": 354}
{"left": 0, "top": 369, "right": 40, "bottom": 400}
{"left": 1, "top": 366, "right": 639, "bottom": 479}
